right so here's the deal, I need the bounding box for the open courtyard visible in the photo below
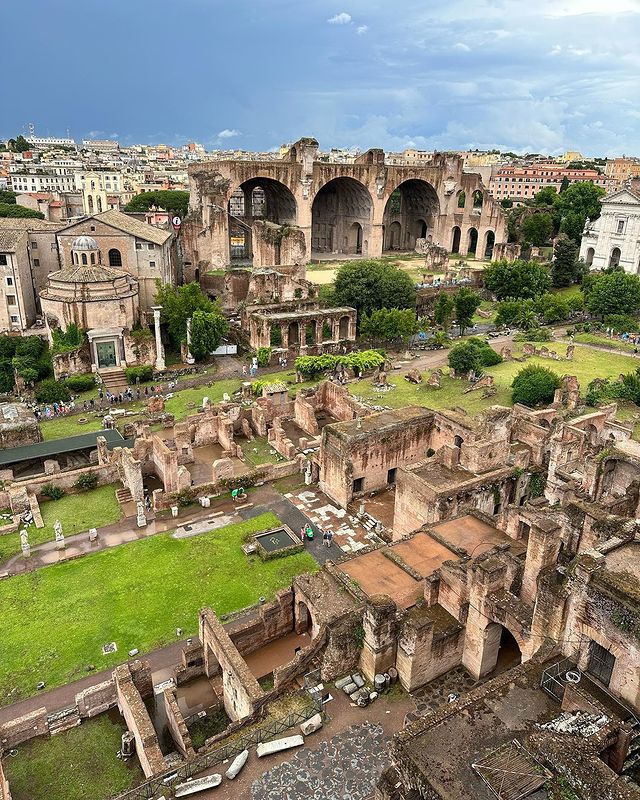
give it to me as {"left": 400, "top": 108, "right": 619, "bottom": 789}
{"left": 0, "top": 512, "right": 317, "bottom": 705}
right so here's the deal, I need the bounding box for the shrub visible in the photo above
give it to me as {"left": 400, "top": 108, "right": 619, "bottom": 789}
{"left": 359, "top": 308, "right": 417, "bottom": 341}
{"left": 35, "top": 379, "right": 71, "bottom": 404}
{"left": 535, "top": 293, "right": 569, "bottom": 324}
{"left": 294, "top": 349, "right": 385, "bottom": 379}
{"left": 511, "top": 365, "right": 561, "bottom": 407}
{"left": 448, "top": 338, "right": 502, "bottom": 374}
{"left": 603, "top": 314, "right": 639, "bottom": 333}
{"left": 125, "top": 365, "right": 153, "bottom": 384}
{"left": 73, "top": 472, "right": 98, "bottom": 490}
{"left": 252, "top": 379, "right": 266, "bottom": 396}
{"left": 41, "top": 484, "right": 65, "bottom": 500}
{"left": 513, "top": 328, "right": 552, "bottom": 342}
{"left": 65, "top": 374, "right": 96, "bottom": 392}
{"left": 51, "top": 323, "right": 86, "bottom": 354}
{"left": 256, "top": 347, "right": 271, "bottom": 368}
{"left": 269, "top": 326, "right": 282, "bottom": 347}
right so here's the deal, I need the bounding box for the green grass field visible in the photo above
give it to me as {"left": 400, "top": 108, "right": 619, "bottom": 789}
{"left": 0, "top": 513, "right": 317, "bottom": 705}
{"left": 571, "top": 333, "right": 638, "bottom": 354}
{"left": 4, "top": 713, "right": 144, "bottom": 800}
{"left": 350, "top": 344, "right": 640, "bottom": 416}
{"left": 0, "top": 485, "right": 122, "bottom": 566}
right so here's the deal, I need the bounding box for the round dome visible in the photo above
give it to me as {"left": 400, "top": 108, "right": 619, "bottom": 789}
{"left": 72, "top": 235, "right": 99, "bottom": 251}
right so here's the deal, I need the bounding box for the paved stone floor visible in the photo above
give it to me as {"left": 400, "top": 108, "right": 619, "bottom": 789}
{"left": 408, "top": 665, "right": 479, "bottom": 724}
{"left": 285, "top": 488, "right": 385, "bottom": 552}
{"left": 250, "top": 722, "right": 387, "bottom": 800}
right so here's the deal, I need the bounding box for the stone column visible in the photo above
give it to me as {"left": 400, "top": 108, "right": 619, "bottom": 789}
{"left": 315, "top": 318, "right": 324, "bottom": 345}
{"left": 332, "top": 318, "right": 340, "bottom": 341}
{"left": 152, "top": 306, "right": 165, "bottom": 372}
{"left": 280, "top": 324, "right": 289, "bottom": 349}
{"left": 185, "top": 317, "right": 195, "bottom": 364}
{"left": 521, "top": 517, "right": 561, "bottom": 606}
{"left": 299, "top": 323, "right": 306, "bottom": 348}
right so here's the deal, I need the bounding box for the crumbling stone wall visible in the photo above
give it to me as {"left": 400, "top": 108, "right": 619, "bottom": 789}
{"left": 114, "top": 662, "right": 165, "bottom": 778}
{"left": 0, "top": 707, "right": 48, "bottom": 749}
{"left": 0, "top": 760, "right": 11, "bottom": 800}
{"left": 163, "top": 687, "right": 194, "bottom": 758}
{"left": 199, "top": 609, "right": 265, "bottom": 721}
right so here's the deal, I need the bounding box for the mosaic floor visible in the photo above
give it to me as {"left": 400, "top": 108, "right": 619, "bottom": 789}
{"left": 285, "top": 489, "right": 384, "bottom": 552}
{"left": 250, "top": 722, "right": 388, "bottom": 800}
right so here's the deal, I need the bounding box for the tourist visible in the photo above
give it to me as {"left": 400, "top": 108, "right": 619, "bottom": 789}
{"left": 327, "top": 530, "right": 333, "bottom": 547}
{"left": 299, "top": 526, "right": 306, "bottom": 542}
{"left": 242, "top": 364, "right": 247, "bottom": 377}
{"left": 322, "top": 530, "right": 330, "bottom": 548}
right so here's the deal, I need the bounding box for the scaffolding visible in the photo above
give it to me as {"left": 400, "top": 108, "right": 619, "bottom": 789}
{"left": 472, "top": 740, "right": 552, "bottom": 800}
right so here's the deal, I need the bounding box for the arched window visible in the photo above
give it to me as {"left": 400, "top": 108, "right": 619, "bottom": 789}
{"left": 472, "top": 190, "right": 483, "bottom": 210}
{"left": 457, "top": 190, "right": 466, "bottom": 209}
{"left": 467, "top": 227, "right": 478, "bottom": 256}
{"left": 108, "top": 248, "right": 122, "bottom": 267}
{"left": 586, "top": 247, "right": 595, "bottom": 266}
{"left": 90, "top": 252, "right": 95, "bottom": 265}
{"left": 97, "top": 196, "right": 102, "bottom": 213}
{"left": 451, "top": 226, "right": 461, "bottom": 254}
{"left": 87, "top": 195, "right": 94, "bottom": 214}
{"left": 81, "top": 253, "right": 87, "bottom": 265}
{"left": 73, "top": 251, "right": 79, "bottom": 265}
{"left": 609, "top": 247, "right": 621, "bottom": 269}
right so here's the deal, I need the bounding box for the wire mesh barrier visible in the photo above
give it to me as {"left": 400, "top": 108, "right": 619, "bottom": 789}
{"left": 111, "top": 689, "right": 322, "bottom": 800}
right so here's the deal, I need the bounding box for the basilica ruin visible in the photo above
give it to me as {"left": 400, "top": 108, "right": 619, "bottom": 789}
{"left": 181, "top": 137, "right": 507, "bottom": 273}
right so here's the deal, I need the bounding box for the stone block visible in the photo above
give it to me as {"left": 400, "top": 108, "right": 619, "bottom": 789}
{"left": 335, "top": 675, "right": 352, "bottom": 690}
{"left": 225, "top": 749, "right": 248, "bottom": 779}
{"left": 352, "top": 673, "right": 365, "bottom": 688}
{"left": 342, "top": 682, "right": 358, "bottom": 695}
{"left": 300, "top": 713, "right": 323, "bottom": 736}
{"left": 256, "top": 735, "right": 304, "bottom": 757}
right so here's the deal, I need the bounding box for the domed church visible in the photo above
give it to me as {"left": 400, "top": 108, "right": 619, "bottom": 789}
{"left": 40, "top": 235, "right": 146, "bottom": 371}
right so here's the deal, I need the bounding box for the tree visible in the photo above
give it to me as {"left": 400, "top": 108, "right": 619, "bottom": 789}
{"left": 453, "top": 287, "right": 481, "bottom": 335}
{"left": 560, "top": 176, "right": 570, "bottom": 193}
{"left": 359, "top": 308, "right": 417, "bottom": 342}
{"left": 511, "top": 365, "right": 561, "bottom": 408}
{"left": 125, "top": 190, "right": 189, "bottom": 218}
{"left": 495, "top": 298, "right": 537, "bottom": 329}
{"left": 333, "top": 260, "right": 416, "bottom": 317}
{"left": 551, "top": 237, "right": 580, "bottom": 287}
{"left": 190, "top": 309, "right": 228, "bottom": 361}
{"left": 0, "top": 190, "right": 16, "bottom": 204}
{"left": 154, "top": 281, "right": 227, "bottom": 350}
{"left": 484, "top": 259, "right": 551, "bottom": 300}
{"left": 555, "top": 182, "right": 606, "bottom": 243}
{"left": 521, "top": 213, "right": 553, "bottom": 247}
{"left": 535, "top": 293, "right": 569, "bottom": 324}
{"left": 12, "top": 135, "right": 31, "bottom": 153}
{"left": 532, "top": 186, "right": 558, "bottom": 207}
{"left": 0, "top": 203, "right": 44, "bottom": 219}
{"left": 433, "top": 292, "right": 455, "bottom": 332}
{"left": 585, "top": 272, "right": 640, "bottom": 317}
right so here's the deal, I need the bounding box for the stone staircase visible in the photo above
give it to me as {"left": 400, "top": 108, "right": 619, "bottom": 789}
{"left": 116, "top": 487, "right": 133, "bottom": 505}
{"left": 98, "top": 367, "right": 128, "bottom": 394}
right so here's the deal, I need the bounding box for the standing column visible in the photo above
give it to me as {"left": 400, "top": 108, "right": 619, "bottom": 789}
{"left": 152, "top": 306, "right": 166, "bottom": 372}
{"left": 185, "top": 317, "right": 195, "bottom": 364}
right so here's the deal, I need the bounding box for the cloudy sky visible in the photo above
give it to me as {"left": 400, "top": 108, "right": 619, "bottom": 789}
{"left": 3, "top": 0, "right": 640, "bottom": 155}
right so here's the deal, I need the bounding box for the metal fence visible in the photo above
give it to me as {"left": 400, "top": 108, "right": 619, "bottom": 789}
{"left": 112, "top": 689, "right": 322, "bottom": 800}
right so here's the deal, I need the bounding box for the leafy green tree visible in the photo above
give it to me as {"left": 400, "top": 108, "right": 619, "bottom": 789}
{"left": 500, "top": 198, "right": 513, "bottom": 209}
{"left": 125, "top": 190, "right": 189, "bottom": 218}
{"left": 511, "top": 365, "right": 561, "bottom": 408}
{"left": 453, "top": 287, "right": 481, "bottom": 335}
{"left": 359, "top": 308, "right": 417, "bottom": 342}
{"left": 0, "top": 203, "right": 44, "bottom": 219}
{"left": 495, "top": 298, "right": 537, "bottom": 329}
{"left": 586, "top": 272, "right": 640, "bottom": 317}
{"left": 433, "top": 292, "right": 455, "bottom": 332}
{"left": 154, "top": 281, "right": 227, "bottom": 349}
{"left": 555, "top": 182, "right": 606, "bottom": 243}
{"left": 0, "top": 190, "right": 16, "bottom": 204}
{"left": 521, "top": 213, "right": 553, "bottom": 246}
{"left": 560, "top": 176, "right": 570, "bottom": 193}
{"left": 35, "top": 379, "right": 71, "bottom": 404}
{"left": 532, "top": 186, "right": 558, "bottom": 206}
{"left": 12, "top": 135, "right": 31, "bottom": 153}
{"left": 604, "top": 314, "right": 639, "bottom": 333}
{"left": 333, "top": 260, "right": 416, "bottom": 317}
{"left": 190, "top": 309, "right": 228, "bottom": 361}
{"left": 484, "top": 259, "right": 551, "bottom": 300}
{"left": 551, "top": 237, "right": 580, "bottom": 287}
{"left": 535, "top": 293, "right": 569, "bottom": 323}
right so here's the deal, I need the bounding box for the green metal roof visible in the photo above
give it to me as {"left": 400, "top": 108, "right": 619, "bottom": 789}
{"left": 0, "top": 428, "right": 131, "bottom": 467}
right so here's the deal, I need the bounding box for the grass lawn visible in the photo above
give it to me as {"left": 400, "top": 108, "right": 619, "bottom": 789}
{"left": 571, "top": 333, "right": 638, "bottom": 354}
{"left": 0, "top": 512, "right": 317, "bottom": 705}
{"left": 240, "top": 436, "right": 282, "bottom": 466}
{"left": 350, "top": 344, "right": 640, "bottom": 416}
{"left": 472, "top": 300, "right": 497, "bottom": 325}
{"left": 0, "top": 484, "right": 122, "bottom": 566}
{"left": 4, "top": 712, "right": 144, "bottom": 800}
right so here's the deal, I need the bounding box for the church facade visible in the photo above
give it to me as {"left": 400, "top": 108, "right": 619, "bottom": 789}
{"left": 580, "top": 187, "right": 640, "bottom": 273}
